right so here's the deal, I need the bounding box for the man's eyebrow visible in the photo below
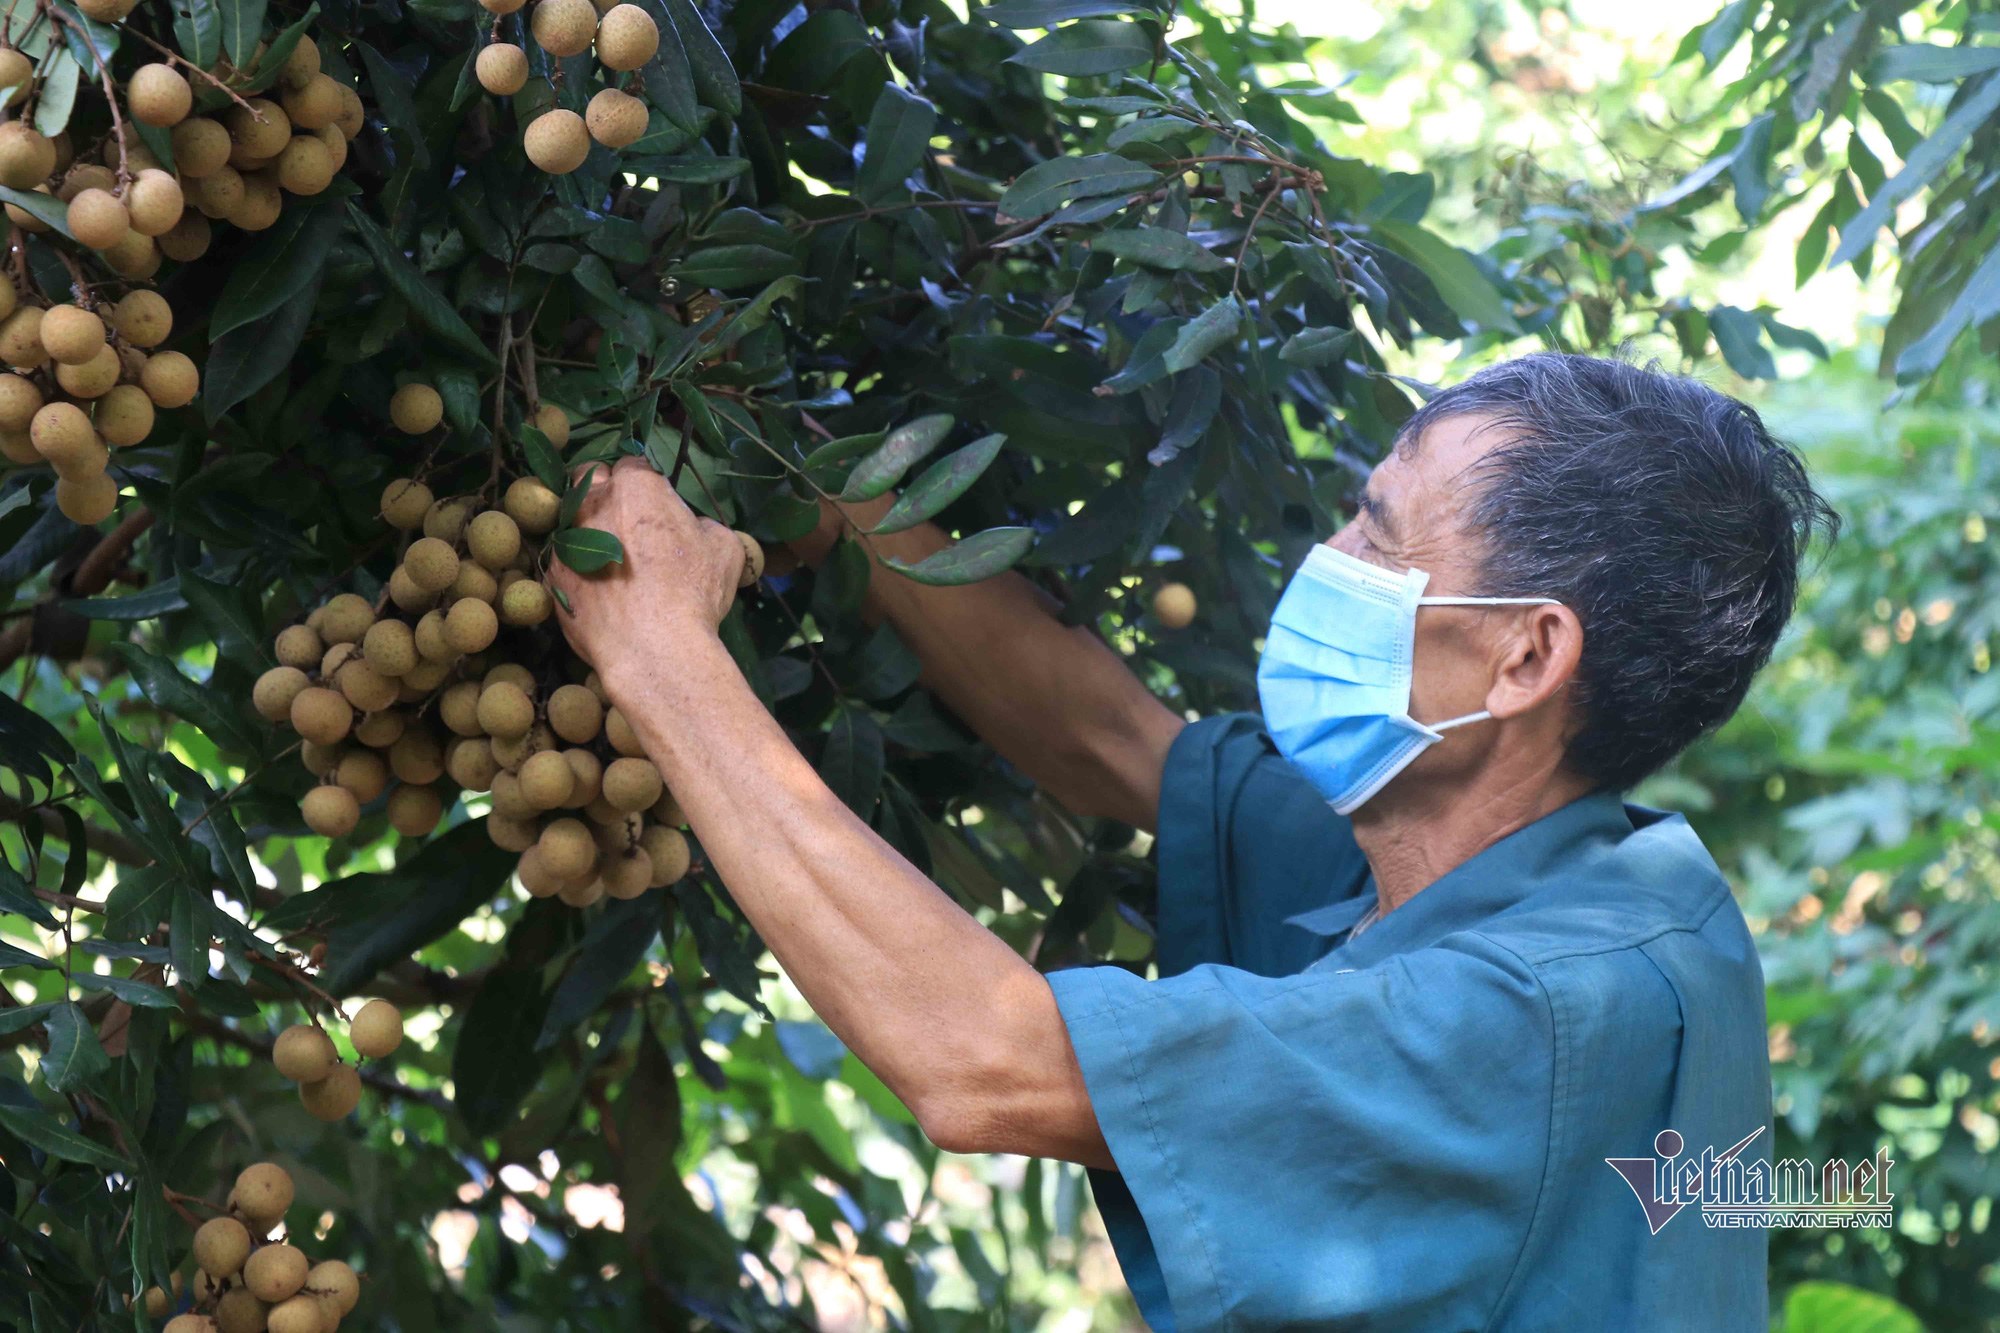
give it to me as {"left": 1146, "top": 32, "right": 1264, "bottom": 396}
{"left": 1358, "top": 489, "right": 1398, "bottom": 541}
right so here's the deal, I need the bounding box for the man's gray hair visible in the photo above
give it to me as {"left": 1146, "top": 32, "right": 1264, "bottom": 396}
{"left": 1398, "top": 352, "right": 1839, "bottom": 792}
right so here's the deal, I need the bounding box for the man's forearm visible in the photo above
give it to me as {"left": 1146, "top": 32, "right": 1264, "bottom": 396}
{"left": 793, "top": 499, "right": 1184, "bottom": 831}
{"left": 600, "top": 626, "right": 1113, "bottom": 1168}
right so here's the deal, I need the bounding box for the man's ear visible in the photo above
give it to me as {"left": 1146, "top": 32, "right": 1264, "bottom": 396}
{"left": 1485, "top": 604, "right": 1583, "bottom": 721}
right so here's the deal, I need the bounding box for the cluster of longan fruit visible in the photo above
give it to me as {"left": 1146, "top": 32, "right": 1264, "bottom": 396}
{"left": 267, "top": 998, "right": 402, "bottom": 1120}
{"left": 0, "top": 35, "right": 356, "bottom": 263}
{"left": 153, "top": 1162, "right": 361, "bottom": 1333}
{"left": 0, "top": 275, "right": 198, "bottom": 522}
{"left": 472, "top": 0, "right": 661, "bottom": 172}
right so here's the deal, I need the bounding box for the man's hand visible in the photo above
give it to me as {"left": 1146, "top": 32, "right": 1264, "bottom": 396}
{"left": 544, "top": 457, "right": 742, "bottom": 680}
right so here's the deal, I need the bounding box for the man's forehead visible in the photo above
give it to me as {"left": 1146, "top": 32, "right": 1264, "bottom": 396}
{"left": 1369, "top": 414, "right": 1505, "bottom": 510}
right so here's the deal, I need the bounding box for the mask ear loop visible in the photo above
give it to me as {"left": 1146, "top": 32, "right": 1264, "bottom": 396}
{"left": 1412, "top": 597, "right": 1563, "bottom": 733}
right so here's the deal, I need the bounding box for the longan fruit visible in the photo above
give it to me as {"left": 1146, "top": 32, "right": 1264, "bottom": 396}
{"left": 76, "top": 0, "right": 135, "bottom": 18}
{"left": 39, "top": 304, "right": 105, "bottom": 365}
{"left": 171, "top": 118, "right": 231, "bottom": 177}
{"left": 524, "top": 109, "right": 589, "bottom": 175}
{"left": 399, "top": 537, "right": 458, "bottom": 596}
{"left": 361, "top": 618, "right": 417, "bottom": 677}
{"left": 1152, "top": 582, "right": 1196, "bottom": 628}
{"left": 532, "top": 0, "right": 598, "bottom": 56}
{"left": 0, "top": 307, "right": 43, "bottom": 367}
{"left": 126, "top": 169, "right": 185, "bottom": 236}
{"left": 537, "top": 817, "right": 596, "bottom": 879}
{"left": 444, "top": 597, "right": 498, "bottom": 653}
{"left": 545, "top": 684, "right": 602, "bottom": 743}
{"left": 337, "top": 658, "right": 398, "bottom": 711}
{"left": 386, "top": 782, "right": 442, "bottom": 836}
{"left": 389, "top": 729, "right": 445, "bottom": 784}
{"left": 302, "top": 784, "right": 360, "bottom": 836}
{"left": 140, "top": 350, "right": 200, "bottom": 408}
{"left": 642, "top": 824, "right": 691, "bottom": 886}
{"left": 106, "top": 289, "right": 172, "bottom": 349}
{"left": 489, "top": 722, "right": 552, "bottom": 772}
{"left": 281, "top": 73, "right": 342, "bottom": 131}
{"left": 55, "top": 473, "right": 118, "bottom": 524}
{"left": 281, "top": 35, "right": 322, "bottom": 89}
{"left": 488, "top": 811, "right": 539, "bottom": 852}
{"left": 735, "top": 531, "right": 765, "bottom": 586}
{"left": 164, "top": 1315, "right": 218, "bottom": 1333}
{"left": 67, "top": 188, "right": 128, "bottom": 249}
{"left": 605, "top": 706, "right": 643, "bottom": 756}
{"left": 438, "top": 681, "right": 484, "bottom": 736}
{"left": 277, "top": 135, "right": 333, "bottom": 195}
{"left": 321, "top": 642, "right": 358, "bottom": 678}
{"left": 593, "top": 809, "right": 640, "bottom": 855}
{"left": 390, "top": 382, "right": 442, "bottom": 434}
{"left": 228, "top": 172, "right": 283, "bottom": 231}
{"left": 476, "top": 680, "right": 534, "bottom": 738}
{"left": 562, "top": 748, "right": 602, "bottom": 807}
{"left": 476, "top": 43, "right": 529, "bottom": 96}
{"left": 244, "top": 1243, "right": 307, "bottom": 1303}
{"left": 93, "top": 384, "right": 154, "bottom": 449}
{"left": 650, "top": 788, "right": 684, "bottom": 826}
{"left": 530, "top": 403, "right": 569, "bottom": 446}
{"left": 480, "top": 0, "right": 526, "bottom": 13}
{"left": 0, "top": 50, "right": 27, "bottom": 108}
{"left": 0, "top": 122, "right": 54, "bottom": 189}
{"left": 273, "top": 624, "right": 322, "bottom": 670}
{"left": 558, "top": 876, "right": 606, "bottom": 908}
{"left": 410, "top": 610, "right": 454, "bottom": 663}
{"left": 444, "top": 736, "right": 499, "bottom": 790}
{"left": 188, "top": 163, "right": 245, "bottom": 217}
{"left": 502, "top": 476, "right": 562, "bottom": 535}
{"left": 500, "top": 579, "right": 550, "bottom": 627}
{"left": 299, "top": 740, "right": 343, "bottom": 777}
{"left": 354, "top": 708, "right": 406, "bottom": 748}
{"left": 445, "top": 562, "right": 495, "bottom": 607}
{"left": 384, "top": 565, "right": 431, "bottom": 615}
{"left": 490, "top": 769, "right": 534, "bottom": 819}
{"left": 315, "top": 595, "right": 373, "bottom": 649}
{"left": 194, "top": 1215, "right": 252, "bottom": 1278}
{"left": 314, "top": 122, "right": 348, "bottom": 174}
{"left": 518, "top": 749, "right": 575, "bottom": 809}
{"left": 402, "top": 660, "right": 448, "bottom": 695}
{"left": 0, "top": 428, "right": 34, "bottom": 465}
{"left": 56, "top": 344, "right": 123, "bottom": 399}
{"left": 379, "top": 477, "right": 432, "bottom": 530}
{"left": 484, "top": 662, "right": 535, "bottom": 692}
{"left": 586, "top": 88, "right": 648, "bottom": 148}
{"left": 129, "top": 63, "right": 194, "bottom": 128}
{"left": 0, "top": 372, "right": 39, "bottom": 429}
{"left": 515, "top": 845, "right": 566, "bottom": 897}
{"left": 602, "top": 757, "right": 662, "bottom": 812}
{"left": 595, "top": 4, "right": 659, "bottom": 69}
{"left": 466, "top": 510, "right": 521, "bottom": 570}
{"left": 231, "top": 1161, "right": 295, "bottom": 1225}
{"left": 298, "top": 1062, "right": 361, "bottom": 1120}
{"left": 253, "top": 665, "right": 310, "bottom": 722}
{"left": 421, "top": 495, "right": 476, "bottom": 542}
{"left": 290, "top": 686, "right": 352, "bottom": 745}
{"left": 602, "top": 848, "right": 652, "bottom": 898}
{"left": 155, "top": 209, "right": 211, "bottom": 261}
{"left": 30, "top": 401, "right": 99, "bottom": 469}
{"left": 57, "top": 162, "right": 113, "bottom": 203}
{"left": 334, "top": 748, "right": 389, "bottom": 802}
{"left": 228, "top": 99, "right": 292, "bottom": 158}
{"left": 350, "top": 997, "right": 404, "bottom": 1058}
{"left": 267, "top": 1294, "right": 325, "bottom": 1333}
{"left": 307, "top": 1260, "right": 359, "bottom": 1316}
{"left": 213, "top": 1288, "right": 267, "bottom": 1333}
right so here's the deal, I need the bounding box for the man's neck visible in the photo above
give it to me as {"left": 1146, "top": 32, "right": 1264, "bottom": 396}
{"left": 1349, "top": 757, "right": 1597, "bottom": 913}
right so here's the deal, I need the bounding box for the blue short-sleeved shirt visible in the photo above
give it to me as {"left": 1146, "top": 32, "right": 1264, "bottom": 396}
{"left": 1046, "top": 714, "right": 1772, "bottom": 1332}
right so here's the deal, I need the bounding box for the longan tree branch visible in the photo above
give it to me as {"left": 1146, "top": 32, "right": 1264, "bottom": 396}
{"left": 182, "top": 1010, "right": 451, "bottom": 1112}
{"left": 68, "top": 509, "right": 153, "bottom": 597}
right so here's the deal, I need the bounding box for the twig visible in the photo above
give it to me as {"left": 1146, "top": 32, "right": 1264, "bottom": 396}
{"left": 180, "top": 741, "right": 299, "bottom": 837}
{"left": 121, "top": 26, "right": 262, "bottom": 115}
{"left": 42, "top": 3, "right": 131, "bottom": 192}
{"left": 68, "top": 509, "right": 153, "bottom": 597}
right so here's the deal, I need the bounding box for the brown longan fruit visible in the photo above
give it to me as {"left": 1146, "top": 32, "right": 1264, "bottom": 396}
{"left": 480, "top": 0, "right": 527, "bottom": 13}
{"left": 230, "top": 1161, "right": 295, "bottom": 1225}
{"left": 281, "top": 73, "right": 342, "bottom": 131}
{"left": 308, "top": 1260, "right": 359, "bottom": 1316}
{"left": 317, "top": 592, "right": 375, "bottom": 644}
{"left": 228, "top": 99, "right": 292, "bottom": 158}
{"left": 171, "top": 118, "right": 231, "bottom": 177}
{"left": 444, "top": 736, "right": 499, "bottom": 790}
{"left": 593, "top": 809, "right": 640, "bottom": 856}
{"left": 559, "top": 748, "right": 600, "bottom": 808}
{"left": 362, "top": 618, "right": 417, "bottom": 677}
{"left": 140, "top": 350, "right": 200, "bottom": 408}
{"left": 253, "top": 666, "right": 310, "bottom": 723}
{"left": 213, "top": 1289, "right": 265, "bottom": 1333}
{"left": 281, "top": 35, "right": 322, "bottom": 89}
{"left": 315, "top": 122, "right": 348, "bottom": 174}
{"left": 55, "top": 473, "right": 118, "bottom": 524}
{"left": 277, "top": 135, "right": 333, "bottom": 195}
{"left": 67, "top": 188, "right": 128, "bottom": 249}
{"left": 605, "top": 706, "right": 643, "bottom": 756}
{"left": 642, "top": 824, "right": 691, "bottom": 886}
{"left": 320, "top": 642, "right": 358, "bottom": 678}
{"left": 30, "top": 401, "right": 99, "bottom": 469}
{"left": 586, "top": 88, "right": 648, "bottom": 148}
{"left": 273, "top": 1023, "right": 337, "bottom": 1083}
{"left": 649, "top": 787, "right": 683, "bottom": 825}
{"left": 299, "top": 1061, "right": 361, "bottom": 1121}
{"left": 228, "top": 172, "right": 283, "bottom": 231}
{"left": 337, "top": 658, "right": 399, "bottom": 711}
{"left": 735, "top": 531, "right": 765, "bottom": 586}
{"left": 524, "top": 109, "right": 589, "bottom": 174}
{"left": 490, "top": 721, "right": 553, "bottom": 772}
{"left": 194, "top": 1215, "right": 252, "bottom": 1277}
{"left": 299, "top": 740, "right": 343, "bottom": 777}
{"left": 412, "top": 609, "right": 455, "bottom": 663}
{"left": 290, "top": 686, "right": 352, "bottom": 745}
{"left": 0, "top": 307, "right": 43, "bottom": 367}
{"left": 476, "top": 43, "right": 529, "bottom": 96}
{"left": 1152, "top": 582, "right": 1196, "bottom": 628}
{"left": 110, "top": 289, "right": 173, "bottom": 348}
{"left": 0, "top": 372, "right": 39, "bottom": 429}
{"left": 532, "top": 0, "right": 598, "bottom": 55}
{"left": 126, "top": 169, "right": 185, "bottom": 236}
{"left": 515, "top": 845, "right": 567, "bottom": 897}
{"left": 0, "top": 123, "right": 54, "bottom": 189}
{"left": 438, "top": 681, "right": 484, "bottom": 736}
{"left": 449, "top": 561, "right": 498, "bottom": 605}
{"left": 386, "top": 783, "right": 443, "bottom": 836}
{"left": 334, "top": 748, "right": 389, "bottom": 802}
{"left": 354, "top": 708, "right": 406, "bottom": 748}
{"left": 422, "top": 496, "right": 476, "bottom": 544}
{"left": 128, "top": 63, "right": 194, "bottom": 127}
{"left": 444, "top": 597, "right": 498, "bottom": 653}
{"left": 537, "top": 817, "right": 596, "bottom": 878}
{"left": 401, "top": 660, "right": 449, "bottom": 696}
{"left": 602, "top": 757, "right": 663, "bottom": 811}
{"left": 267, "top": 1294, "right": 324, "bottom": 1333}
{"left": 488, "top": 811, "right": 539, "bottom": 852}
{"left": 390, "top": 382, "right": 442, "bottom": 434}
{"left": 389, "top": 729, "right": 445, "bottom": 784}
{"left": 518, "top": 748, "right": 575, "bottom": 809}
{"left": 157, "top": 209, "right": 212, "bottom": 261}
{"left": 403, "top": 536, "right": 460, "bottom": 593}
{"left": 93, "top": 386, "right": 153, "bottom": 451}
{"left": 76, "top": 0, "right": 135, "bottom": 18}
{"left": 382, "top": 478, "right": 433, "bottom": 530}
{"left": 467, "top": 509, "right": 521, "bottom": 570}
{"left": 345, "top": 998, "right": 403, "bottom": 1062}
{"left": 558, "top": 875, "right": 606, "bottom": 908}
{"left": 302, "top": 784, "right": 360, "bottom": 836}
{"left": 332, "top": 81, "right": 364, "bottom": 139}
{"left": 546, "top": 684, "right": 602, "bottom": 742}
{"left": 243, "top": 1243, "right": 307, "bottom": 1303}
{"left": 39, "top": 304, "right": 105, "bottom": 365}
{"left": 164, "top": 1315, "right": 217, "bottom": 1333}
{"left": 595, "top": 4, "right": 659, "bottom": 68}
{"left": 502, "top": 476, "right": 562, "bottom": 535}
{"left": 490, "top": 769, "right": 535, "bottom": 819}
{"left": 602, "top": 848, "right": 652, "bottom": 899}
{"left": 500, "top": 579, "right": 551, "bottom": 627}
{"left": 476, "top": 680, "right": 534, "bottom": 738}
{"left": 386, "top": 565, "right": 433, "bottom": 615}
{"left": 58, "top": 163, "right": 114, "bottom": 203}
{"left": 274, "top": 624, "right": 323, "bottom": 669}
{"left": 187, "top": 163, "right": 245, "bottom": 217}
{"left": 0, "top": 50, "right": 28, "bottom": 109}
{"left": 531, "top": 403, "right": 570, "bottom": 446}
{"left": 57, "top": 345, "right": 123, "bottom": 399}
{"left": 0, "top": 429, "right": 35, "bottom": 465}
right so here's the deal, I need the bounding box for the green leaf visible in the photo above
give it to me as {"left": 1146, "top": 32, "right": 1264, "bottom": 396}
{"left": 855, "top": 83, "right": 938, "bottom": 202}
{"left": 105, "top": 643, "right": 259, "bottom": 757}
{"left": 519, "top": 424, "right": 565, "bottom": 491}
{"left": 1090, "top": 225, "right": 1225, "bottom": 272}
{"left": 1868, "top": 45, "right": 2000, "bottom": 85}
{"left": 1828, "top": 74, "right": 2000, "bottom": 269}
{"left": 706, "top": 274, "right": 804, "bottom": 352}
{"left": 981, "top": 0, "right": 1141, "bottom": 25}
{"left": 41, "top": 1001, "right": 110, "bottom": 1092}
{"left": 1148, "top": 367, "right": 1217, "bottom": 466}
{"left": 1893, "top": 243, "right": 2000, "bottom": 384}
{"left": 58, "top": 580, "right": 189, "bottom": 621}
{"left": 172, "top": 0, "right": 223, "bottom": 70}
{"left": 0, "top": 1100, "right": 129, "bottom": 1169}
{"left": 551, "top": 527, "right": 626, "bottom": 575}
{"left": 204, "top": 269, "right": 322, "bottom": 424}
{"left": 841, "top": 414, "right": 955, "bottom": 502}
{"left": 639, "top": 0, "right": 702, "bottom": 135}
{"left": 179, "top": 570, "right": 264, "bottom": 670}
{"left": 1370, "top": 219, "right": 1520, "bottom": 334}
{"left": 997, "top": 153, "right": 1155, "bottom": 221}
{"left": 819, "top": 705, "right": 884, "bottom": 816}
{"left": 210, "top": 197, "right": 345, "bottom": 340}
{"left": 244, "top": 4, "right": 319, "bottom": 92}
{"left": 659, "top": 0, "right": 740, "bottom": 115}
{"left": 671, "top": 242, "right": 798, "bottom": 289}
{"left": 452, "top": 966, "right": 553, "bottom": 1135}
{"left": 1708, "top": 304, "right": 1777, "bottom": 380}
{"left": 1779, "top": 1281, "right": 1922, "bottom": 1333}
{"left": 0, "top": 1002, "right": 54, "bottom": 1033}
{"left": 72, "top": 974, "right": 178, "bottom": 1008}
{"left": 1007, "top": 19, "right": 1155, "bottom": 76}
{"left": 0, "top": 186, "right": 73, "bottom": 239}
{"left": 218, "top": 0, "right": 269, "bottom": 67}
{"left": 1279, "top": 325, "right": 1354, "bottom": 366}
{"left": 535, "top": 895, "right": 665, "bottom": 1049}
{"left": 872, "top": 433, "right": 1007, "bottom": 533}
{"left": 1162, "top": 296, "right": 1241, "bottom": 373}
{"left": 315, "top": 821, "right": 519, "bottom": 993}
{"left": 355, "top": 40, "right": 430, "bottom": 167}
{"left": 32, "top": 51, "right": 78, "bottom": 138}
{"left": 345, "top": 202, "right": 499, "bottom": 365}
{"left": 0, "top": 939, "right": 53, "bottom": 969}
{"left": 884, "top": 526, "right": 1036, "bottom": 585}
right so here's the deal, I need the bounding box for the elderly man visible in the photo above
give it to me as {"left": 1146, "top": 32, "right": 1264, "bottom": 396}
{"left": 551, "top": 353, "right": 1837, "bottom": 1331}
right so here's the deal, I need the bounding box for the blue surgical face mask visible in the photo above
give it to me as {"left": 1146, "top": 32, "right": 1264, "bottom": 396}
{"left": 1256, "top": 545, "right": 1560, "bottom": 815}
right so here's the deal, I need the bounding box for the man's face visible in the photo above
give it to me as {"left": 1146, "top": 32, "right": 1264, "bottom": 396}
{"left": 1321, "top": 413, "right": 1529, "bottom": 788}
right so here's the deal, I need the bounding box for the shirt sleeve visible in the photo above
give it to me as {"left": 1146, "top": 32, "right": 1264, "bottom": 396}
{"left": 1049, "top": 936, "right": 1555, "bottom": 1333}
{"left": 1155, "top": 713, "right": 1372, "bottom": 977}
